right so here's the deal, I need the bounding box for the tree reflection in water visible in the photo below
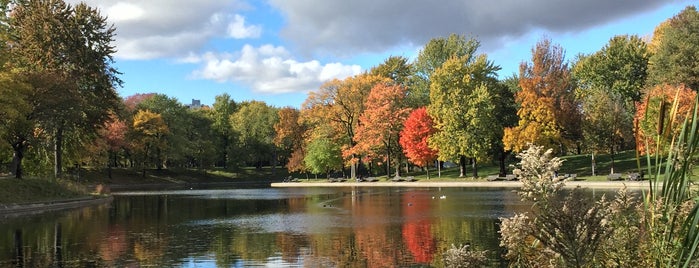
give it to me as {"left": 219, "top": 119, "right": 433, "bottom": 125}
{"left": 0, "top": 187, "right": 531, "bottom": 267}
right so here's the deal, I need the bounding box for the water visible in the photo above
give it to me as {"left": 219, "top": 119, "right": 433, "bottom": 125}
{"left": 0, "top": 187, "right": 531, "bottom": 267}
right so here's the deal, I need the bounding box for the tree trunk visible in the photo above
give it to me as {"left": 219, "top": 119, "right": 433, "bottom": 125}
{"left": 426, "top": 165, "right": 430, "bottom": 179}
{"left": 11, "top": 143, "right": 25, "bottom": 179}
{"left": 499, "top": 150, "right": 509, "bottom": 176}
{"left": 471, "top": 158, "right": 478, "bottom": 178}
{"left": 54, "top": 127, "right": 63, "bottom": 179}
{"left": 459, "top": 155, "right": 467, "bottom": 177}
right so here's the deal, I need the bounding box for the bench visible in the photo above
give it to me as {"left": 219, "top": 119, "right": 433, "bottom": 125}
{"left": 607, "top": 173, "right": 622, "bottom": 181}
{"left": 628, "top": 172, "right": 644, "bottom": 181}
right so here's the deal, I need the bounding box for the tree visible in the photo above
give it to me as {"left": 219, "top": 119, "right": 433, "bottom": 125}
{"left": 580, "top": 91, "right": 631, "bottom": 173}
{"left": 301, "top": 74, "right": 388, "bottom": 178}
{"left": 274, "top": 107, "right": 307, "bottom": 173}
{"left": 352, "top": 83, "right": 411, "bottom": 178}
{"left": 230, "top": 101, "right": 279, "bottom": 170}
{"left": 304, "top": 136, "right": 342, "bottom": 178}
{"left": 648, "top": 6, "right": 699, "bottom": 91}
{"left": 98, "top": 114, "right": 128, "bottom": 178}
{"left": 410, "top": 34, "right": 480, "bottom": 108}
{"left": 132, "top": 110, "right": 169, "bottom": 176}
{"left": 428, "top": 50, "right": 500, "bottom": 178}
{"left": 7, "top": 0, "right": 121, "bottom": 178}
{"left": 399, "top": 107, "right": 438, "bottom": 178}
{"left": 635, "top": 84, "right": 697, "bottom": 155}
{"left": 0, "top": 71, "right": 32, "bottom": 178}
{"left": 370, "top": 56, "right": 412, "bottom": 86}
{"left": 573, "top": 35, "right": 649, "bottom": 171}
{"left": 136, "top": 94, "right": 190, "bottom": 167}
{"left": 504, "top": 38, "right": 579, "bottom": 153}
{"left": 490, "top": 77, "right": 520, "bottom": 176}
{"left": 210, "top": 93, "right": 238, "bottom": 168}
{"left": 574, "top": 35, "right": 650, "bottom": 103}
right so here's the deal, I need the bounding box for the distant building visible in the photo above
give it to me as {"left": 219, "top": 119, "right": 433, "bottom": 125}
{"left": 187, "top": 99, "right": 202, "bottom": 109}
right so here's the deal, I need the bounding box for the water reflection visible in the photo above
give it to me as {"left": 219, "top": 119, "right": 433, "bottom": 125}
{"left": 1, "top": 187, "right": 537, "bottom": 267}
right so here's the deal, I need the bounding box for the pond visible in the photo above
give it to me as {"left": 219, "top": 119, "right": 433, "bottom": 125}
{"left": 0, "top": 187, "right": 539, "bottom": 267}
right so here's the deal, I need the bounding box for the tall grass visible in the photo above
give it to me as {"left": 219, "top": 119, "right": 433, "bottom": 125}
{"left": 645, "top": 92, "right": 699, "bottom": 267}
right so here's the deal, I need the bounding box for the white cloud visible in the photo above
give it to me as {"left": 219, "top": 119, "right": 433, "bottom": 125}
{"left": 66, "top": 0, "right": 260, "bottom": 60}
{"left": 191, "top": 45, "right": 362, "bottom": 94}
{"left": 228, "top": 14, "right": 262, "bottom": 39}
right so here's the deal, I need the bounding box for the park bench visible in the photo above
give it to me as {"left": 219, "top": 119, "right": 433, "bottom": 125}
{"left": 627, "top": 172, "right": 644, "bottom": 181}
{"left": 607, "top": 173, "right": 622, "bottom": 181}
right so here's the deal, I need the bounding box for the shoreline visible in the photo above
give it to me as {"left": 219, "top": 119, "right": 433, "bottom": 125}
{"left": 0, "top": 196, "right": 113, "bottom": 219}
{"left": 271, "top": 180, "right": 653, "bottom": 189}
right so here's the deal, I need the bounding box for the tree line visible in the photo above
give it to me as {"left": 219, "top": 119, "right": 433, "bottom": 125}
{"left": 1, "top": 1, "right": 697, "bottom": 180}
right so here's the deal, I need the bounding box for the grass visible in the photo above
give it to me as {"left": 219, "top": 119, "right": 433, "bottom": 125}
{"left": 0, "top": 177, "right": 89, "bottom": 204}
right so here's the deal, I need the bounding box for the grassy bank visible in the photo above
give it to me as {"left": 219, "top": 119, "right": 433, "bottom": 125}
{"left": 0, "top": 150, "right": 659, "bottom": 205}
{"left": 0, "top": 177, "right": 89, "bottom": 204}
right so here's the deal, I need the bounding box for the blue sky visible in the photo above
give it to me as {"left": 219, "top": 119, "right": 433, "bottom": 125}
{"left": 67, "top": 0, "right": 693, "bottom": 108}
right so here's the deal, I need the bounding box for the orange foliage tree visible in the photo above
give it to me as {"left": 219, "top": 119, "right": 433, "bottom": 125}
{"left": 301, "top": 74, "right": 389, "bottom": 178}
{"left": 635, "top": 84, "right": 697, "bottom": 155}
{"left": 351, "top": 83, "right": 411, "bottom": 178}
{"left": 274, "top": 107, "right": 308, "bottom": 174}
{"left": 504, "top": 38, "right": 580, "bottom": 153}
{"left": 399, "top": 107, "right": 438, "bottom": 178}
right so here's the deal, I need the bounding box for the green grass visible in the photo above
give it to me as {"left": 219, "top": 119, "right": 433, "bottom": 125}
{"left": 0, "top": 177, "right": 89, "bottom": 204}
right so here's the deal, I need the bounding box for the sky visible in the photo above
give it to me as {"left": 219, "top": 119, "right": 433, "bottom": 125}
{"left": 65, "top": 0, "right": 694, "bottom": 108}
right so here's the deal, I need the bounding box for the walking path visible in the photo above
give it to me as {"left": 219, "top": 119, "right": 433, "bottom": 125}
{"left": 271, "top": 180, "right": 652, "bottom": 189}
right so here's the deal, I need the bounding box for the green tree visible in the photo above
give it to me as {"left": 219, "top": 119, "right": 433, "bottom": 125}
{"left": 304, "top": 136, "right": 342, "bottom": 178}
{"left": 410, "top": 34, "right": 480, "bottom": 108}
{"left": 428, "top": 50, "right": 500, "bottom": 178}
{"left": 574, "top": 35, "right": 650, "bottom": 103}
{"left": 648, "top": 6, "right": 699, "bottom": 90}
{"left": 573, "top": 35, "right": 648, "bottom": 170}
{"left": 230, "top": 101, "right": 279, "bottom": 170}
{"left": 6, "top": 0, "right": 121, "bottom": 178}
{"left": 136, "top": 94, "right": 189, "bottom": 167}
{"left": 0, "top": 71, "right": 32, "bottom": 178}
{"left": 210, "top": 93, "right": 238, "bottom": 168}
{"left": 370, "top": 56, "right": 412, "bottom": 86}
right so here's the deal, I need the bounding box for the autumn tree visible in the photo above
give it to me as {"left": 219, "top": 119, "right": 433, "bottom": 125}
{"left": 301, "top": 74, "right": 389, "bottom": 178}
{"left": 274, "top": 107, "right": 307, "bottom": 173}
{"left": 98, "top": 114, "right": 128, "bottom": 178}
{"left": 410, "top": 34, "right": 480, "bottom": 108}
{"left": 635, "top": 84, "right": 697, "bottom": 155}
{"left": 7, "top": 0, "right": 121, "bottom": 178}
{"left": 351, "top": 83, "right": 411, "bottom": 178}
{"left": 428, "top": 49, "right": 500, "bottom": 178}
{"left": 399, "top": 107, "right": 438, "bottom": 178}
{"left": 503, "top": 38, "right": 580, "bottom": 154}
{"left": 136, "top": 94, "right": 190, "bottom": 167}
{"left": 132, "top": 110, "right": 169, "bottom": 176}
{"left": 648, "top": 6, "right": 699, "bottom": 90}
